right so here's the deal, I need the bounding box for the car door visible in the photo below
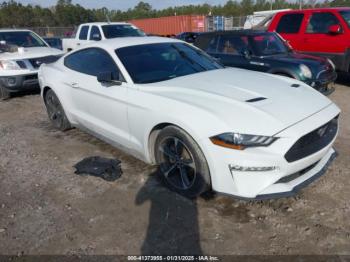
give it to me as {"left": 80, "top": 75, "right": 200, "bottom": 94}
{"left": 274, "top": 12, "right": 305, "bottom": 51}
{"left": 63, "top": 48, "right": 130, "bottom": 148}
{"left": 208, "top": 34, "right": 251, "bottom": 69}
{"left": 301, "top": 11, "right": 348, "bottom": 55}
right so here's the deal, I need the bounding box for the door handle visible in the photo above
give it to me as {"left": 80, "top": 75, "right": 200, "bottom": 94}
{"left": 70, "top": 82, "right": 80, "bottom": 88}
{"left": 77, "top": 43, "right": 81, "bottom": 46}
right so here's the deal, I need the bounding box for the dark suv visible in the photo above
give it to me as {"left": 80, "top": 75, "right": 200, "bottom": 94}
{"left": 194, "top": 30, "right": 337, "bottom": 95}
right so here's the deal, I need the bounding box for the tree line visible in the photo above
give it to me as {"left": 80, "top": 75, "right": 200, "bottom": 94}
{"left": 0, "top": 0, "right": 348, "bottom": 28}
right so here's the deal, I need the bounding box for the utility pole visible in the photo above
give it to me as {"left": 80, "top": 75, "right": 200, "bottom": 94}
{"left": 299, "top": 0, "right": 303, "bottom": 10}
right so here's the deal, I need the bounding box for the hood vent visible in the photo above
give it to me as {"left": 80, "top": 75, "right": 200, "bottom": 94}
{"left": 246, "top": 97, "right": 267, "bottom": 103}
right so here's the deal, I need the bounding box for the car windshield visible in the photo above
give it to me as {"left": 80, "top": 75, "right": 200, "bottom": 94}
{"left": 0, "top": 31, "right": 46, "bottom": 48}
{"left": 339, "top": 10, "right": 350, "bottom": 27}
{"left": 116, "top": 42, "right": 223, "bottom": 84}
{"left": 102, "top": 24, "right": 146, "bottom": 39}
{"left": 249, "top": 33, "right": 288, "bottom": 56}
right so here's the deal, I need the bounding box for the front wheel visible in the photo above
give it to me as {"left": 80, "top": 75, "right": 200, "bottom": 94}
{"left": 154, "top": 126, "right": 211, "bottom": 198}
{"left": 44, "top": 89, "right": 72, "bottom": 131}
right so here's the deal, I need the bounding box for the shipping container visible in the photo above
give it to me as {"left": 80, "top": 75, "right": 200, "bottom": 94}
{"left": 129, "top": 15, "right": 206, "bottom": 36}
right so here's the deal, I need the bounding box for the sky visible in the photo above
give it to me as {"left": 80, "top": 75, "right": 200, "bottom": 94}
{"left": 16, "top": 0, "right": 229, "bottom": 10}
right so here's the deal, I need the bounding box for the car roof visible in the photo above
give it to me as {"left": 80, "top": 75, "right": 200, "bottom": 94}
{"left": 197, "top": 30, "right": 270, "bottom": 37}
{"left": 80, "top": 22, "right": 130, "bottom": 26}
{"left": 0, "top": 29, "right": 32, "bottom": 33}
{"left": 276, "top": 7, "right": 350, "bottom": 14}
{"left": 86, "top": 36, "right": 183, "bottom": 50}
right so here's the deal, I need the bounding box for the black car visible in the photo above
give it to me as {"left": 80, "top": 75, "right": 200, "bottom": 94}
{"left": 194, "top": 30, "right": 337, "bottom": 95}
{"left": 176, "top": 32, "right": 202, "bottom": 44}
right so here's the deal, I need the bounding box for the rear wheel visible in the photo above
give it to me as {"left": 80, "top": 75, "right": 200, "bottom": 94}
{"left": 0, "top": 84, "right": 10, "bottom": 100}
{"left": 154, "top": 126, "right": 211, "bottom": 198}
{"left": 44, "top": 89, "right": 71, "bottom": 131}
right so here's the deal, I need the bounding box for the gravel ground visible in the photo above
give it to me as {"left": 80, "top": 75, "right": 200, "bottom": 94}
{"left": 0, "top": 77, "right": 349, "bottom": 256}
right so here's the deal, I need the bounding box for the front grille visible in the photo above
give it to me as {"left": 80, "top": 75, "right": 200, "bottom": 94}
{"left": 16, "top": 60, "right": 27, "bottom": 69}
{"left": 28, "top": 55, "right": 60, "bottom": 69}
{"left": 285, "top": 116, "right": 338, "bottom": 163}
{"left": 24, "top": 74, "right": 38, "bottom": 80}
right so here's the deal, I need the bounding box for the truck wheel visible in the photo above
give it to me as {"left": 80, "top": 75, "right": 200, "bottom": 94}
{"left": 44, "top": 89, "right": 72, "bottom": 131}
{"left": 154, "top": 126, "right": 211, "bottom": 199}
{"left": 0, "top": 84, "right": 10, "bottom": 100}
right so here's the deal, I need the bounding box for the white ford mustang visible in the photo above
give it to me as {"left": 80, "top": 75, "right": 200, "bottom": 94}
{"left": 38, "top": 37, "right": 340, "bottom": 200}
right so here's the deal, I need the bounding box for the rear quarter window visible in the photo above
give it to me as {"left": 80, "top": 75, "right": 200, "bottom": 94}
{"left": 276, "top": 13, "right": 304, "bottom": 34}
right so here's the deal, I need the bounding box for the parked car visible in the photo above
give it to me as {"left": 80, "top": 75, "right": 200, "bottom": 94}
{"left": 43, "top": 37, "right": 62, "bottom": 50}
{"left": 267, "top": 7, "right": 350, "bottom": 73}
{"left": 38, "top": 37, "right": 340, "bottom": 200}
{"left": 176, "top": 32, "right": 202, "bottom": 43}
{"left": 0, "top": 29, "right": 64, "bottom": 100}
{"left": 62, "top": 22, "right": 146, "bottom": 52}
{"left": 194, "top": 30, "right": 337, "bottom": 95}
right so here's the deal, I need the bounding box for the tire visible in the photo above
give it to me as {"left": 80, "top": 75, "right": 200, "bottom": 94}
{"left": 0, "top": 84, "right": 11, "bottom": 101}
{"left": 154, "top": 126, "right": 211, "bottom": 198}
{"left": 44, "top": 89, "right": 71, "bottom": 131}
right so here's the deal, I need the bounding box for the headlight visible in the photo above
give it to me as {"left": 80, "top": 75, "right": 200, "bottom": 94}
{"left": 0, "top": 60, "right": 21, "bottom": 70}
{"left": 299, "top": 64, "right": 312, "bottom": 79}
{"left": 210, "top": 133, "right": 278, "bottom": 150}
{"left": 327, "top": 58, "right": 335, "bottom": 69}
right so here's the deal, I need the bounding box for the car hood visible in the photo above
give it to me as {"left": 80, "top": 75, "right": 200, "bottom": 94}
{"left": 0, "top": 47, "right": 64, "bottom": 60}
{"left": 265, "top": 52, "right": 332, "bottom": 71}
{"left": 143, "top": 68, "right": 332, "bottom": 135}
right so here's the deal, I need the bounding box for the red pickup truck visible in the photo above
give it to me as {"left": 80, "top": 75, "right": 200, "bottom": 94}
{"left": 267, "top": 8, "right": 350, "bottom": 72}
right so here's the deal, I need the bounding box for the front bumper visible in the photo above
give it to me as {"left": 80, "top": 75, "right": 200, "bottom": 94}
{"left": 201, "top": 103, "right": 340, "bottom": 200}
{"left": 236, "top": 148, "right": 337, "bottom": 200}
{"left": 305, "top": 71, "right": 337, "bottom": 96}
{"left": 0, "top": 73, "right": 39, "bottom": 92}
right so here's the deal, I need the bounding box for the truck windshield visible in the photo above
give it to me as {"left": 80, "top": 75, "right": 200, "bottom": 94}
{"left": 339, "top": 10, "right": 350, "bottom": 27}
{"left": 102, "top": 25, "right": 145, "bottom": 39}
{"left": 0, "top": 31, "right": 46, "bottom": 48}
{"left": 116, "top": 42, "right": 223, "bottom": 84}
{"left": 249, "top": 33, "right": 288, "bottom": 56}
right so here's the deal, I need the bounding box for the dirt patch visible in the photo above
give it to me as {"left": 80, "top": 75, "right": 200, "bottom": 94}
{"left": 0, "top": 83, "right": 349, "bottom": 255}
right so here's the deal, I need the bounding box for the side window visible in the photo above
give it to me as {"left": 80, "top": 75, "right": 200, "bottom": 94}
{"left": 276, "top": 14, "right": 304, "bottom": 34}
{"left": 306, "top": 12, "right": 340, "bottom": 33}
{"left": 206, "top": 36, "right": 219, "bottom": 53}
{"left": 79, "top": 26, "right": 89, "bottom": 40}
{"left": 217, "top": 35, "right": 249, "bottom": 55}
{"left": 64, "top": 48, "right": 123, "bottom": 81}
{"left": 89, "top": 26, "right": 101, "bottom": 41}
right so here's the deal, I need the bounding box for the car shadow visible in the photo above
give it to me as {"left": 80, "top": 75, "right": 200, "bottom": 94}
{"left": 135, "top": 170, "right": 202, "bottom": 255}
{"left": 9, "top": 89, "right": 40, "bottom": 99}
{"left": 335, "top": 72, "right": 350, "bottom": 87}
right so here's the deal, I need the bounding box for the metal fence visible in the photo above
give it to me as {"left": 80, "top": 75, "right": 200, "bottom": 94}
{"left": 25, "top": 27, "right": 76, "bottom": 37}
{"left": 206, "top": 16, "right": 248, "bottom": 31}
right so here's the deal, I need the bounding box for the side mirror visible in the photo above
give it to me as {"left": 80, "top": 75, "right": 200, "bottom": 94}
{"left": 242, "top": 49, "right": 252, "bottom": 59}
{"left": 328, "top": 24, "right": 342, "bottom": 34}
{"left": 92, "top": 34, "right": 101, "bottom": 41}
{"left": 97, "top": 71, "right": 122, "bottom": 86}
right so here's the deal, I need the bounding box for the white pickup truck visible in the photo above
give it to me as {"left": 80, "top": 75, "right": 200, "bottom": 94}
{"left": 62, "top": 22, "right": 146, "bottom": 52}
{"left": 0, "top": 29, "right": 64, "bottom": 100}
